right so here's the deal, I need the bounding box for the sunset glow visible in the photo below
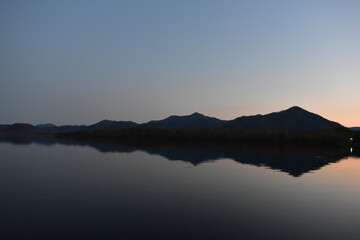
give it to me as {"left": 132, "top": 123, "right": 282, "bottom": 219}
{"left": 0, "top": 1, "right": 359, "bottom": 127}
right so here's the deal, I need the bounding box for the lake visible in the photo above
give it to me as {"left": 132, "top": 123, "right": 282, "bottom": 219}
{"left": 1, "top": 136, "right": 360, "bottom": 240}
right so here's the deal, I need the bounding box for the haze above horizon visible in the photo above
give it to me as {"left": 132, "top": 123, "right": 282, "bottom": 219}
{"left": 1, "top": 0, "right": 359, "bottom": 127}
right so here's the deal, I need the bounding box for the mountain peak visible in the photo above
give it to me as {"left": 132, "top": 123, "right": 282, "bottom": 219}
{"left": 190, "top": 112, "right": 204, "bottom": 117}
{"left": 281, "top": 106, "right": 313, "bottom": 115}
{"left": 286, "top": 106, "right": 306, "bottom": 112}
{"left": 89, "top": 119, "right": 137, "bottom": 130}
{"left": 96, "top": 119, "right": 114, "bottom": 124}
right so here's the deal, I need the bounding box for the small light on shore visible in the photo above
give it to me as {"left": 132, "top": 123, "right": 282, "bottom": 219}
{"left": 350, "top": 138, "right": 353, "bottom": 141}
{"left": 350, "top": 148, "right": 353, "bottom": 153}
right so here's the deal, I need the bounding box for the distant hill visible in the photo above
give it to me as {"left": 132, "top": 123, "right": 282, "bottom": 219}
{"left": 1, "top": 106, "right": 346, "bottom": 133}
{"left": 225, "top": 106, "right": 344, "bottom": 131}
{"left": 87, "top": 120, "right": 138, "bottom": 130}
{"left": 36, "top": 123, "right": 57, "bottom": 128}
{"left": 4, "top": 123, "right": 36, "bottom": 132}
{"left": 27, "top": 120, "right": 137, "bottom": 133}
{"left": 142, "top": 112, "right": 226, "bottom": 130}
{"left": 350, "top": 127, "right": 360, "bottom": 131}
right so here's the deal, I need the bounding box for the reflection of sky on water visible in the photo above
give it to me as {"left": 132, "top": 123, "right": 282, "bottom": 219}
{"left": 0, "top": 141, "right": 360, "bottom": 239}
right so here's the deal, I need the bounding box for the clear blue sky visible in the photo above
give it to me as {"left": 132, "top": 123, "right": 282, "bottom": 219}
{"left": 1, "top": 0, "right": 359, "bottom": 126}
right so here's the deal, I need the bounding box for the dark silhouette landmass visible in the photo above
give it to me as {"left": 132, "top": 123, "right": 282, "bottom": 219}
{"left": 0, "top": 106, "right": 347, "bottom": 132}
{"left": 62, "top": 127, "right": 352, "bottom": 146}
{"left": 0, "top": 124, "right": 9, "bottom": 130}
{"left": 1, "top": 106, "right": 358, "bottom": 146}
{"left": 225, "top": 106, "right": 344, "bottom": 131}
{"left": 143, "top": 112, "right": 226, "bottom": 129}
{"left": 36, "top": 123, "right": 57, "bottom": 128}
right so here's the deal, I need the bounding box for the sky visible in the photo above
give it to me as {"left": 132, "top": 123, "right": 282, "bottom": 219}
{"left": 0, "top": 0, "right": 359, "bottom": 127}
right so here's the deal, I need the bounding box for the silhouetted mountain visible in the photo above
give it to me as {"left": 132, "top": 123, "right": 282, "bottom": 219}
{"left": 1, "top": 106, "right": 347, "bottom": 133}
{"left": 225, "top": 106, "right": 344, "bottom": 131}
{"left": 36, "top": 123, "right": 57, "bottom": 128}
{"left": 350, "top": 127, "right": 360, "bottom": 131}
{"left": 54, "top": 125, "right": 87, "bottom": 132}
{"left": 48, "top": 120, "right": 137, "bottom": 132}
{"left": 142, "top": 112, "right": 226, "bottom": 129}
{"left": 5, "top": 123, "right": 36, "bottom": 132}
{"left": 139, "top": 106, "right": 344, "bottom": 131}
{"left": 88, "top": 120, "right": 137, "bottom": 130}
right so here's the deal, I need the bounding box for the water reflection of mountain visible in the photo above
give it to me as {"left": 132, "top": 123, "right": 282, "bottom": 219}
{"left": 1, "top": 135, "right": 358, "bottom": 177}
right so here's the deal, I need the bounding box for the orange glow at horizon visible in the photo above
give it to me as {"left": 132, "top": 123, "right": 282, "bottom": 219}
{"left": 303, "top": 157, "right": 360, "bottom": 188}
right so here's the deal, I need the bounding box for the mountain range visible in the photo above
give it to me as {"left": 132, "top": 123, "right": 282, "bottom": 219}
{"left": 0, "top": 106, "right": 348, "bottom": 133}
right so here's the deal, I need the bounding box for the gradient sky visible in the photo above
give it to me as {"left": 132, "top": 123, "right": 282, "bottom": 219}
{"left": 0, "top": 0, "right": 359, "bottom": 126}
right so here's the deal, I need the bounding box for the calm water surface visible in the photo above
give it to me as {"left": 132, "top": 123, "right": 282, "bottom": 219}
{"left": 1, "top": 139, "right": 360, "bottom": 240}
